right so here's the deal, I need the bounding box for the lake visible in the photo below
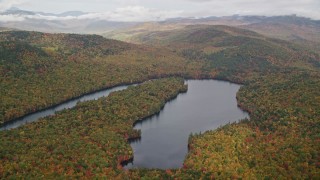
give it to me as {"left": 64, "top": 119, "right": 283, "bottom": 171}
{"left": 0, "top": 84, "right": 134, "bottom": 130}
{"left": 0, "top": 79, "right": 248, "bottom": 170}
{"left": 125, "top": 80, "right": 249, "bottom": 169}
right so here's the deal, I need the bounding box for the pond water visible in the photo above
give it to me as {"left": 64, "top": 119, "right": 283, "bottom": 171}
{"left": 1, "top": 79, "right": 248, "bottom": 170}
{"left": 0, "top": 84, "right": 134, "bottom": 130}
{"left": 125, "top": 80, "right": 249, "bottom": 169}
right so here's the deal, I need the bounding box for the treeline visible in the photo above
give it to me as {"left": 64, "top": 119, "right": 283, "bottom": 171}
{"left": 2, "top": 28, "right": 318, "bottom": 124}
{"left": 115, "top": 25, "right": 320, "bottom": 178}
{"left": 0, "top": 78, "right": 187, "bottom": 179}
{"left": 1, "top": 27, "right": 320, "bottom": 178}
{"left": 184, "top": 71, "right": 320, "bottom": 179}
{"left": 0, "top": 31, "right": 195, "bottom": 124}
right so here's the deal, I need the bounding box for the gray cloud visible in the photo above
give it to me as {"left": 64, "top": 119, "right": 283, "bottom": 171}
{"left": 0, "top": 14, "right": 24, "bottom": 22}
{"left": 0, "top": 0, "right": 319, "bottom": 21}
{"left": 0, "top": 6, "right": 183, "bottom": 22}
{"left": 0, "top": 0, "right": 26, "bottom": 11}
{"left": 179, "top": 0, "right": 320, "bottom": 19}
{"left": 183, "top": 0, "right": 213, "bottom": 2}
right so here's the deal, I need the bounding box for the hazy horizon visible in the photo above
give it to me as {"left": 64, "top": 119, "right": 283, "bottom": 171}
{"left": 0, "top": 0, "right": 319, "bottom": 22}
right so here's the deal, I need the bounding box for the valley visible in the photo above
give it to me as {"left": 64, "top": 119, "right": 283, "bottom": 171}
{"left": 0, "top": 15, "right": 319, "bottom": 178}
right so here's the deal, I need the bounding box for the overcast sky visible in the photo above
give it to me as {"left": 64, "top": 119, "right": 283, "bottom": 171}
{"left": 0, "top": 0, "right": 319, "bottom": 21}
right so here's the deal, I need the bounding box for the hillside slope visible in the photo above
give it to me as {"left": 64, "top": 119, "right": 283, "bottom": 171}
{"left": 106, "top": 25, "right": 320, "bottom": 178}
{"left": 240, "top": 16, "right": 320, "bottom": 54}
{"left": 105, "top": 15, "right": 320, "bottom": 54}
{"left": 1, "top": 27, "right": 319, "bottom": 178}
{"left": 0, "top": 31, "right": 193, "bottom": 124}
{"left": 115, "top": 25, "right": 319, "bottom": 80}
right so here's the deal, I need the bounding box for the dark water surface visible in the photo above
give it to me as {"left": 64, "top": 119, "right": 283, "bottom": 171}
{"left": 1, "top": 79, "right": 248, "bottom": 169}
{"left": 125, "top": 80, "right": 249, "bottom": 169}
{"left": 0, "top": 85, "right": 134, "bottom": 130}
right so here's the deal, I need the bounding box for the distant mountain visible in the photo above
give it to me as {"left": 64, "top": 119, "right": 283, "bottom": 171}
{"left": 240, "top": 15, "right": 320, "bottom": 26}
{"left": 1, "top": 7, "right": 320, "bottom": 46}
{"left": 162, "top": 15, "right": 320, "bottom": 27}
{"left": 57, "top": 11, "right": 88, "bottom": 17}
{"left": 0, "top": 8, "right": 139, "bottom": 34}
{"left": 233, "top": 15, "right": 320, "bottom": 52}
{"left": 239, "top": 15, "right": 320, "bottom": 42}
{"left": 85, "top": 20, "right": 139, "bottom": 33}
{"left": 2, "top": 8, "right": 36, "bottom": 15}
{"left": 104, "top": 15, "right": 320, "bottom": 53}
{"left": 1, "top": 7, "right": 87, "bottom": 17}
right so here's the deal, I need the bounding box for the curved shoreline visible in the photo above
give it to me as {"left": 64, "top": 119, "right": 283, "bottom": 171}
{"left": 121, "top": 86, "right": 188, "bottom": 168}
{"left": 0, "top": 82, "right": 139, "bottom": 130}
{"left": 0, "top": 74, "right": 180, "bottom": 128}
{"left": 1, "top": 77, "right": 250, "bottom": 171}
{"left": 1, "top": 75, "right": 241, "bottom": 130}
{"left": 121, "top": 79, "right": 249, "bottom": 169}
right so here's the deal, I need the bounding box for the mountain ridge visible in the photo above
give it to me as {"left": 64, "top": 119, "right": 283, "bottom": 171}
{"left": 0, "top": 20, "right": 319, "bottom": 178}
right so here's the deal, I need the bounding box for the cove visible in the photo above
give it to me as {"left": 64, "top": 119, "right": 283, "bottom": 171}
{"left": 0, "top": 84, "right": 137, "bottom": 131}
{"left": 125, "top": 80, "right": 249, "bottom": 169}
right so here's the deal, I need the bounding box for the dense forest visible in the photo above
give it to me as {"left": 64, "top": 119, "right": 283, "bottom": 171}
{"left": 0, "top": 25, "right": 319, "bottom": 178}
{"left": 0, "top": 78, "right": 189, "bottom": 178}
{"left": 0, "top": 31, "right": 198, "bottom": 124}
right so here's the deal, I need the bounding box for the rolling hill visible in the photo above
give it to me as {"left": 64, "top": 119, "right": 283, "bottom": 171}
{"left": 0, "top": 30, "right": 193, "bottom": 124}
{"left": 108, "top": 24, "right": 320, "bottom": 81}
{"left": 105, "top": 15, "right": 320, "bottom": 54}
{"left": 0, "top": 23, "right": 320, "bottom": 178}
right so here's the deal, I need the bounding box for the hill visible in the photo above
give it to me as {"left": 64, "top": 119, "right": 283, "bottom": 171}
{"left": 240, "top": 16, "right": 320, "bottom": 53}
{"left": 0, "top": 27, "right": 320, "bottom": 178}
{"left": 0, "top": 30, "right": 193, "bottom": 124}
{"left": 110, "top": 24, "right": 319, "bottom": 81}
{"left": 111, "top": 24, "right": 320, "bottom": 178}
{"left": 240, "top": 15, "right": 320, "bottom": 42}
{"left": 105, "top": 15, "right": 320, "bottom": 54}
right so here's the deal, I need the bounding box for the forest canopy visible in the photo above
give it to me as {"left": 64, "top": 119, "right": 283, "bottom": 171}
{"left": 0, "top": 26, "right": 319, "bottom": 178}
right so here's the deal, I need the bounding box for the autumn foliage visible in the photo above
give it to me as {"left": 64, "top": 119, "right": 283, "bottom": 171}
{"left": 1, "top": 26, "right": 320, "bottom": 178}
